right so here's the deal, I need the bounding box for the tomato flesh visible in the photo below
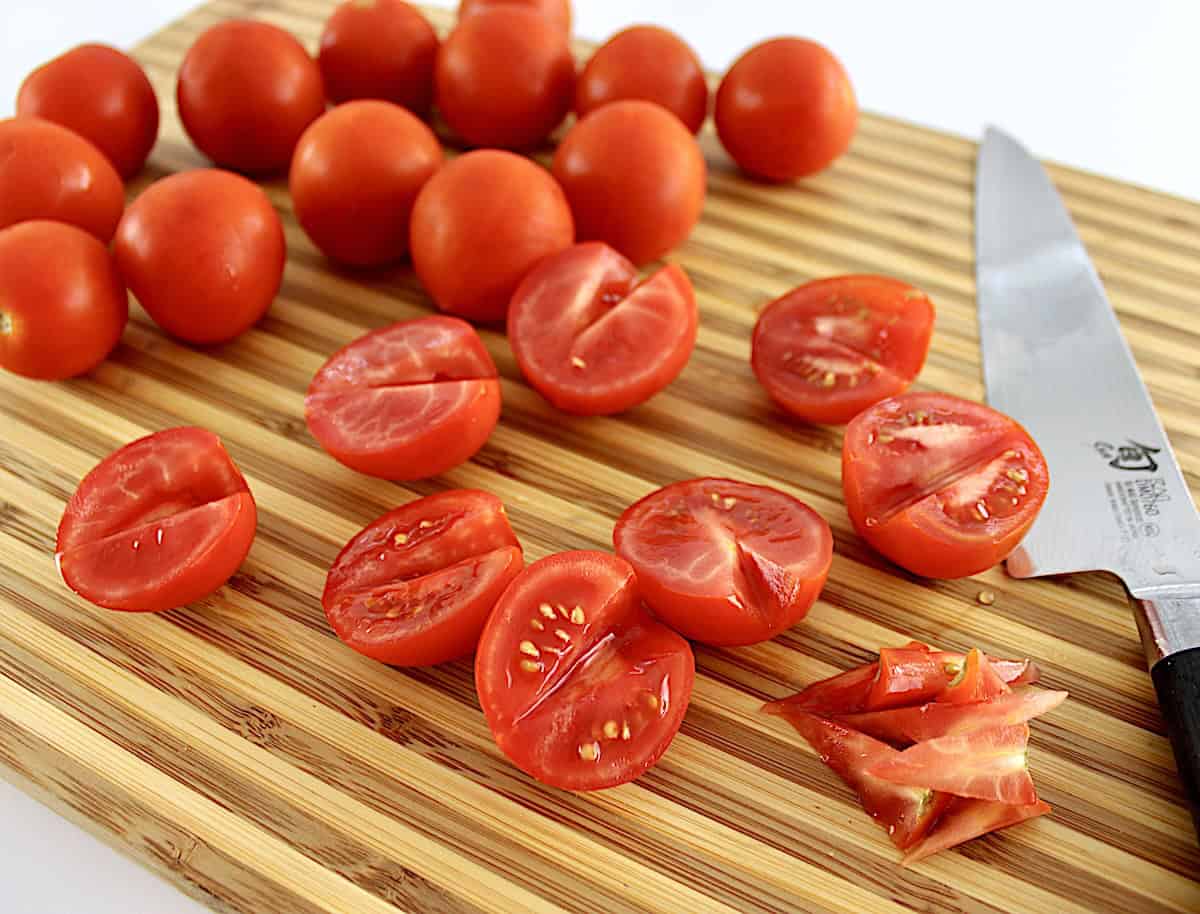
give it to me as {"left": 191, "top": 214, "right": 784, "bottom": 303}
{"left": 56, "top": 428, "right": 257, "bottom": 613}
{"left": 475, "top": 551, "right": 694, "bottom": 790}
{"left": 901, "top": 796, "right": 1051, "bottom": 866}
{"left": 615, "top": 478, "right": 832, "bottom": 646}
{"left": 305, "top": 316, "right": 501, "bottom": 480}
{"left": 762, "top": 662, "right": 879, "bottom": 716}
{"left": 937, "top": 648, "right": 1010, "bottom": 704}
{"left": 508, "top": 242, "right": 697, "bottom": 415}
{"left": 752, "top": 276, "right": 935, "bottom": 425}
{"left": 323, "top": 490, "right": 522, "bottom": 666}
{"left": 843, "top": 392, "right": 1050, "bottom": 578}
{"left": 864, "top": 647, "right": 954, "bottom": 710}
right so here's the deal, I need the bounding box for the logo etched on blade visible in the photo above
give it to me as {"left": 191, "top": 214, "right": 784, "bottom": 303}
{"left": 1095, "top": 440, "right": 1162, "bottom": 472}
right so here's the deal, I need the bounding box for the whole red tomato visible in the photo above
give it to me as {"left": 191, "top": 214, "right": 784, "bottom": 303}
{"left": 410, "top": 150, "right": 574, "bottom": 321}
{"left": 435, "top": 6, "right": 575, "bottom": 150}
{"left": 553, "top": 100, "right": 706, "bottom": 265}
{"left": 458, "top": 0, "right": 570, "bottom": 34}
{"left": 114, "top": 169, "right": 285, "bottom": 344}
{"left": 318, "top": 0, "right": 438, "bottom": 113}
{"left": 177, "top": 20, "right": 325, "bottom": 174}
{"left": 0, "top": 117, "right": 124, "bottom": 241}
{"left": 17, "top": 44, "right": 159, "bottom": 179}
{"left": 290, "top": 100, "right": 443, "bottom": 266}
{"left": 576, "top": 26, "right": 708, "bottom": 133}
{"left": 716, "top": 38, "right": 857, "bottom": 181}
{"left": 0, "top": 221, "right": 127, "bottom": 380}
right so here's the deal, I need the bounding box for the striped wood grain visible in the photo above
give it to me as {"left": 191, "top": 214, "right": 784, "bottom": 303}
{"left": 1, "top": 0, "right": 1199, "bottom": 911}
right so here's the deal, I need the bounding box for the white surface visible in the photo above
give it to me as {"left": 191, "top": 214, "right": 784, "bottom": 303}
{"left": 0, "top": 1, "right": 1196, "bottom": 912}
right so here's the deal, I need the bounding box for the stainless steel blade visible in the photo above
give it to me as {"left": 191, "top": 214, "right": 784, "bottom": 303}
{"left": 975, "top": 127, "right": 1200, "bottom": 600}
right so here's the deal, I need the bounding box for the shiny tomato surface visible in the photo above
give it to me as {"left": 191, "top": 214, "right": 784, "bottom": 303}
{"left": 458, "top": 0, "right": 571, "bottom": 34}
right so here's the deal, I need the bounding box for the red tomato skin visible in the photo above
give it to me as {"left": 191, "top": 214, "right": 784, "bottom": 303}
{"left": 0, "top": 117, "right": 124, "bottom": 242}
{"left": 751, "top": 275, "right": 936, "bottom": 425}
{"left": 476, "top": 550, "right": 695, "bottom": 791}
{"left": 114, "top": 169, "right": 285, "bottom": 344}
{"left": 553, "top": 100, "right": 706, "bottom": 266}
{"left": 436, "top": 7, "right": 575, "bottom": 150}
{"left": 716, "top": 38, "right": 857, "bottom": 181}
{"left": 17, "top": 44, "right": 159, "bottom": 179}
{"left": 410, "top": 149, "right": 575, "bottom": 322}
{"left": 842, "top": 393, "right": 1050, "bottom": 579}
{"left": 322, "top": 490, "right": 523, "bottom": 666}
{"left": 507, "top": 242, "right": 697, "bottom": 415}
{"left": 56, "top": 427, "right": 257, "bottom": 613}
{"left": 177, "top": 20, "right": 326, "bottom": 174}
{"left": 318, "top": 0, "right": 439, "bottom": 113}
{"left": 290, "top": 100, "right": 443, "bottom": 266}
{"left": 864, "top": 647, "right": 952, "bottom": 710}
{"left": 762, "top": 661, "right": 879, "bottom": 716}
{"left": 575, "top": 26, "right": 708, "bottom": 133}
{"left": 0, "top": 221, "right": 127, "bottom": 381}
{"left": 458, "top": 0, "right": 571, "bottom": 35}
{"left": 305, "top": 316, "right": 502, "bottom": 480}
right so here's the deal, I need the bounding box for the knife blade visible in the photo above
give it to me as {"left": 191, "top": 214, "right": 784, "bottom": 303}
{"left": 975, "top": 126, "right": 1200, "bottom": 840}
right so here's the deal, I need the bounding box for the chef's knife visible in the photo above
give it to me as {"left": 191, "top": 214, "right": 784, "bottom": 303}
{"left": 975, "top": 127, "right": 1200, "bottom": 840}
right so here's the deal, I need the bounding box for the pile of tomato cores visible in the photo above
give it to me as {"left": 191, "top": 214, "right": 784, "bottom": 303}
{"left": 4, "top": 0, "right": 1058, "bottom": 861}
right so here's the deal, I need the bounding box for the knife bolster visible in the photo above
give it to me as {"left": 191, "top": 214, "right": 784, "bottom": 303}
{"left": 1132, "top": 586, "right": 1200, "bottom": 666}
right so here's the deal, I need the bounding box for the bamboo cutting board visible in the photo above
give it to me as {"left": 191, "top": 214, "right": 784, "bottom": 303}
{"left": 1, "top": 0, "right": 1199, "bottom": 911}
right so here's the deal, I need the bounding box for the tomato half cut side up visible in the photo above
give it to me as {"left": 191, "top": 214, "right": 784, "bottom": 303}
{"left": 56, "top": 427, "right": 257, "bottom": 612}
{"left": 752, "top": 276, "right": 935, "bottom": 425}
{"left": 615, "top": 478, "right": 833, "bottom": 646}
{"left": 508, "top": 242, "right": 698, "bottom": 415}
{"left": 779, "top": 712, "right": 951, "bottom": 850}
{"left": 475, "top": 551, "right": 695, "bottom": 790}
{"left": 305, "top": 316, "right": 502, "bottom": 480}
{"left": 323, "top": 490, "right": 523, "bottom": 666}
{"left": 842, "top": 392, "right": 1050, "bottom": 579}
{"left": 902, "top": 797, "right": 1051, "bottom": 866}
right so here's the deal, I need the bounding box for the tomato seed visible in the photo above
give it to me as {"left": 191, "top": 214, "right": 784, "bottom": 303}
{"left": 555, "top": 628, "right": 571, "bottom": 643}
{"left": 519, "top": 640, "right": 540, "bottom": 657}
{"left": 394, "top": 533, "right": 408, "bottom": 545}
{"left": 539, "top": 603, "right": 556, "bottom": 619}
{"left": 570, "top": 355, "right": 586, "bottom": 369}
{"left": 578, "top": 743, "right": 600, "bottom": 761}
{"left": 621, "top": 722, "right": 632, "bottom": 740}
{"left": 570, "top": 606, "right": 585, "bottom": 624}
{"left": 519, "top": 659, "right": 540, "bottom": 673}
{"left": 602, "top": 720, "right": 619, "bottom": 739}
{"left": 531, "top": 618, "right": 545, "bottom": 631}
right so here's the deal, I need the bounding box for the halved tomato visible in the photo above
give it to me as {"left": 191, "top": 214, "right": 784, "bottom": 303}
{"left": 614, "top": 478, "right": 832, "bottom": 646}
{"left": 867, "top": 723, "right": 1038, "bottom": 805}
{"left": 937, "top": 648, "right": 1009, "bottom": 704}
{"left": 779, "top": 711, "right": 951, "bottom": 850}
{"left": 835, "top": 688, "right": 1067, "bottom": 746}
{"left": 322, "top": 490, "right": 523, "bottom": 666}
{"left": 475, "top": 551, "right": 694, "bottom": 790}
{"left": 752, "top": 276, "right": 935, "bottom": 425}
{"left": 507, "top": 242, "right": 697, "bottom": 415}
{"left": 842, "top": 392, "right": 1049, "bottom": 578}
{"left": 56, "top": 427, "right": 257, "bottom": 612}
{"left": 305, "top": 316, "right": 502, "bottom": 480}
{"left": 902, "top": 797, "right": 1051, "bottom": 866}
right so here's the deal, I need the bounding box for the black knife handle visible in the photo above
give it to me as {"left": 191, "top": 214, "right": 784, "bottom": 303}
{"left": 1152, "top": 647, "right": 1200, "bottom": 841}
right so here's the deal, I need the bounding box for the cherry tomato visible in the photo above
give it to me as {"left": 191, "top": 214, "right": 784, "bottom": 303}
{"left": 410, "top": 149, "right": 574, "bottom": 322}
{"left": 305, "top": 316, "right": 501, "bottom": 480}
{"left": 614, "top": 478, "right": 832, "bottom": 646}
{"left": 114, "top": 169, "right": 285, "bottom": 344}
{"left": 318, "top": 0, "right": 438, "bottom": 113}
{"left": 177, "top": 20, "right": 325, "bottom": 174}
{"left": 475, "top": 551, "right": 694, "bottom": 790}
{"left": 752, "top": 275, "right": 935, "bottom": 425}
{"left": 323, "top": 490, "right": 523, "bottom": 666}
{"left": 435, "top": 7, "right": 575, "bottom": 150}
{"left": 290, "top": 101, "right": 443, "bottom": 266}
{"left": 17, "top": 44, "right": 159, "bottom": 179}
{"left": 507, "top": 242, "right": 697, "bottom": 414}
{"left": 576, "top": 26, "right": 707, "bottom": 133}
{"left": 56, "top": 427, "right": 257, "bottom": 613}
{"left": 842, "top": 392, "right": 1050, "bottom": 579}
{"left": 0, "top": 117, "right": 124, "bottom": 242}
{"left": 0, "top": 221, "right": 127, "bottom": 381}
{"left": 458, "top": 0, "right": 570, "bottom": 35}
{"left": 716, "top": 38, "right": 857, "bottom": 181}
{"left": 553, "top": 100, "right": 706, "bottom": 266}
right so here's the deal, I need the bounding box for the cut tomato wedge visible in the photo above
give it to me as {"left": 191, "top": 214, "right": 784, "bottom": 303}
{"left": 305, "top": 316, "right": 501, "bottom": 480}
{"left": 867, "top": 723, "right": 1038, "bottom": 805}
{"left": 902, "top": 797, "right": 1051, "bottom": 866}
{"left": 937, "top": 648, "right": 1010, "bottom": 704}
{"left": 322, "top": 490, "right": 523, "bottom": 666}
{"left": 864, "top": 647, "right": 953, "bottom": 710}
{"left": 762, "top": 661, "right": 879, "bottom": 716}
{"left": 835, "top": 688, "right": 1068, "bottom": 746}
{"left": 56, "top": 427, "right": 257, "bottom": 613}
{"left": 614, "top": 477, "right": 832, "bottom": 646}
{"left": 779, "top": 711, "right": 951, "bottom": 850}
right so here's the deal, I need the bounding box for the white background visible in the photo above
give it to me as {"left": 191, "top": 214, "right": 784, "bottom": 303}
{"left": 0, "top": 1, "right": 1197, "bottom": 912}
